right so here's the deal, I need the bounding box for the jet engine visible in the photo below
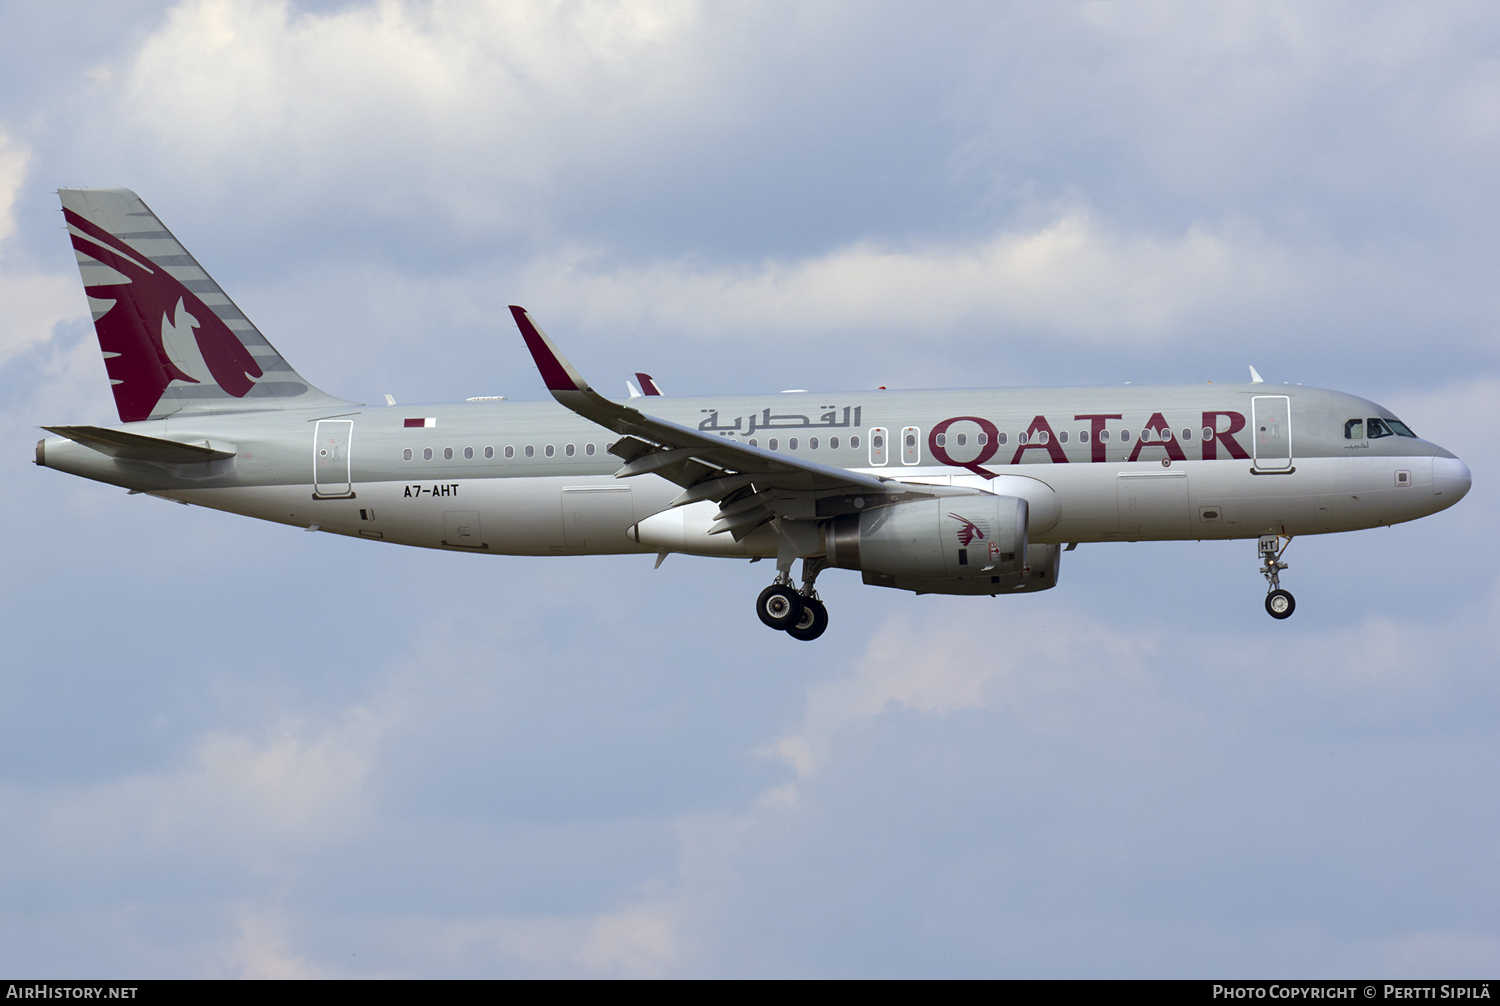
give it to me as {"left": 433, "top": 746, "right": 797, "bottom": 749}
{"left": 858, "top": 542, "right": 1063, "bottom": 595}
{"left": 825, "top": 495, "right": 1027, "bottom": 580}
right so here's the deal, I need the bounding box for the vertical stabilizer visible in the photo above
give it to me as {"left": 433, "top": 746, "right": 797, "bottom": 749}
{"left": 59, "top": 188, "right": 354, "bottom": 422}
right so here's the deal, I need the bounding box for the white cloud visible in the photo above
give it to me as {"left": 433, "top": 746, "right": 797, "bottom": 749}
{"left": 517, "top": 211, "right": 1315, "bottom": 344}
{"left": 762, "top": 606, "right": 1155, "bottom": 786}
{"left": 12, "top": 708, "right": 380, "bottom": 869}
{"left": 222, "top": 904, "right": 328, "bottom": 979}
{"left": 0, "top": 133, "right": 87, "bottom": 369}
{"left": 112, "top": 0, "right": 702, "bottom": 229}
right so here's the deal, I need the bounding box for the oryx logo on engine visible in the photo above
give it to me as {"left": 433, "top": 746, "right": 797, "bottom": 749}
{"left": 949, "top": 513, "right": 988, "bottom": 546}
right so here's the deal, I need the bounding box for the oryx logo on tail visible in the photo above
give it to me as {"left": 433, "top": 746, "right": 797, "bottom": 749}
{"left": 64, "top": 207, "right": 263, "bottom": 422}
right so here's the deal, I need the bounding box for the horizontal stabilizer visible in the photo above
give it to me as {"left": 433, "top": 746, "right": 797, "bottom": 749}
{"left": 42, "top": 425, "right": 237, "bottom": 464}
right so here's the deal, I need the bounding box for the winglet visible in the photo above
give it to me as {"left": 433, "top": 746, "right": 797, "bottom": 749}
{"left": 1248, "top": 365, "right": 1265, "bottom": 384}
{"left": 636, "top": 373, "right": 663, "bottom": 396}
{"left": 510, "top": 306, "right": 590, "bottom": 393}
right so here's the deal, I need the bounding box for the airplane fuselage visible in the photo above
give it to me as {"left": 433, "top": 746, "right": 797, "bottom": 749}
{"left": 38, "top": 382, "right": 1468, "bottom": 559}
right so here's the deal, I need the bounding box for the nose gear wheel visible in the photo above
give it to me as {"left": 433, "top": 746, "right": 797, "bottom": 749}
{"left": 1257, "top": 534, "right": 1296, "bottom": 619}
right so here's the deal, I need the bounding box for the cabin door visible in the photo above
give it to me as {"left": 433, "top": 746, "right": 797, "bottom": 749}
{"left": 1251, "top": 396, "right": 1292, "bottom": 470}
{"left": 313, "top": 420, "right": 354, "bottom": 498}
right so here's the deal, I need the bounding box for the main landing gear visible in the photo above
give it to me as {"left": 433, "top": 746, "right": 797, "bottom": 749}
{"left": 1258, "top": 534, "right": 1295, "bottom": 619}
{"left": 756, "top": 558, "right": 830, "bottom": 641}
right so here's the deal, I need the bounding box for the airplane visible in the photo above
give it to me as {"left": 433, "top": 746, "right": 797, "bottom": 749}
{"left": 34, "top": 189, "right": 1472, "bottom": 641}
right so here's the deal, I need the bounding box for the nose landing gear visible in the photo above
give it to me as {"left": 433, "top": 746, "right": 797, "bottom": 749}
{"left": 756, "top": 557, "right": 830, "bottom": 640}
{"left": 1258, "top": 534, "right": 1295, "bottom": 619}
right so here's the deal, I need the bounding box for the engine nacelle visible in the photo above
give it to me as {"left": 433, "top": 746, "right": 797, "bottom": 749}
{"left": 861, "top": 542, "right": 1063, "bottom": 595}
{"left": 826, "top": 495, "right": 1027, "bottom": 579}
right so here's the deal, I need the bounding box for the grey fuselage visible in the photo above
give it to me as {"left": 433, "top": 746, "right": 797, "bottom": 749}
{"left": 37, "top": 382, "right": 1470, "bottom": 559}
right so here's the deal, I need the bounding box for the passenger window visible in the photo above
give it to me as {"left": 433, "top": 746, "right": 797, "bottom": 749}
{"left": 1058, "top": 431, "right": 1068, "bottom": 444}
{"left": 935, "top": 433, "right": 947, "bottom": 447}
{"left": 769, "top": 438, "right": 779, "bottom": 451}
{"left": 809, "top": 437, "right": 818, "bottom": 449}
{"left": 1367, "top": 418, "right": 1393, "bottom": 439}
{"left": 505, "top": 446, "right": 514, "bottom": 459}
{"left": 1079, "top": 430, "right": 1089, "bottom": 443}
{"left": 1201, "top": 427, "right": 1213, "bottom": 441}
{"left": 1181, "top": 428, "right": 1192, "bottom": 441}
{"left": 484, "top": 447, "right": 493, "bottom": 459}
{"left": 464, "top": 447, "right": 473, "bottom": 459}
{"left": 1344, "top": 419, "right": 1364, "bottom": 440}
{"left": 850, "top": 435, "right": 860, "bottom": 449}
{"left": 403, "top": 448, "right": 413, "bottom": 461}
{"left": 956, "top": 433, "right": 967, "bottom": 446}
{"left": 1162, "top": 428, "right": 1174, "bottom": 441}
{"left": 977, "top": 432, "right": 987, "bottom": 446}
{"left": 1121, "top": 430, "right": 1132, "bottom": 442}
{"left": 525, "top": 445, "right": 534, "bottom": 458}
{"left": 1018, "top": 432, "right": 1028, "bottom": 446}
{"left": 586, "top": 443, "right": 596, "bottom": 455}
{"left": 565, "top": 444, "right": 575, "bottom": 456}
{"left": 748, "top": 439, "right": 758, "bottom": 447}
{"left": 997, "top": 432, "right": 1008, "bottom": 445}
{"left": 444, "top": 447, "right": 453, "bottom": 460}
{"left": 789, "top": 438, "right": 798, "bottom": 451}
{"left": 545, "top": 445, "right": 555, "bottom": 457}
{"left": 830, "top": 437, "right": 839, "bottom": 449}
{"left": 423, "top": 448, "right": 433, "bottom": 460}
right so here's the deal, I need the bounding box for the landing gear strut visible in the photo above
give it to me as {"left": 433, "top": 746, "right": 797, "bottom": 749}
{"left": 1258, "top": 534, "right": 1295, "bottom": 619}
{"left": 756, "top": 557, "right": 830, "bottom": 640}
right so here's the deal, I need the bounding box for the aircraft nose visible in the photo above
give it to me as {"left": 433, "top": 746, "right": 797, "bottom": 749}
{"left": 1432, "top": 456, "right": 1471, "bottom": 504}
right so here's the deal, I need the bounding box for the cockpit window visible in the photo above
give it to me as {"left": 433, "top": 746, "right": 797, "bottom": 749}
{"left": 1344, "top": 419, "right": 1363, "bottom": 440}
{"left": 1366, "top": 418, "right": 1394, "bottom": 439}
{"left": 1386, "top": 418, "right": 1417, "bottom": 437}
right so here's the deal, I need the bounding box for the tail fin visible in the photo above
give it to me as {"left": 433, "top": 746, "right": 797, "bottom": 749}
{"left": 59, "top": 188, "right": 354, "bottom": 422}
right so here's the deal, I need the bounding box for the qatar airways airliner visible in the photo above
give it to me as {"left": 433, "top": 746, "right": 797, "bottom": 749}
{"left": 36, "top": 189, "right": 1471, "bottom": 640}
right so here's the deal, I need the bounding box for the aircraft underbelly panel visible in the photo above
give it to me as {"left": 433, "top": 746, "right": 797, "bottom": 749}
{"left": 561, "top": 486, "right": 635, "bottom": 552}
{"left": 1117, "top": 471, "right": 1189, "bottom": 537}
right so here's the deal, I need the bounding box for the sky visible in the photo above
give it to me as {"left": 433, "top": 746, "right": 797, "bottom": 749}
{"left": 1, "top": 0, "right": 1498, "bottom": 978}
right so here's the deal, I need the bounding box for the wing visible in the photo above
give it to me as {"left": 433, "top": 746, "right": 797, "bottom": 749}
{"left": 510, "top": 306, "right": 925, "bottom": 538}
